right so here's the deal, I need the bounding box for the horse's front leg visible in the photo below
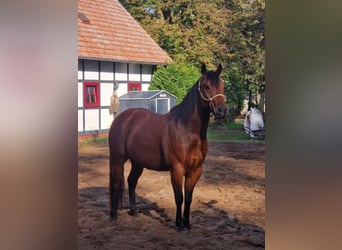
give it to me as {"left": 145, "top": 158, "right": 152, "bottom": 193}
{"left": 127, "top": 162, "right": 143, "bottom": 216}
{"left": 183, "top": 165, "right": 202, "bottom": 230}
{"left": 170, "top": 166, "right": 185, "bottom": 231}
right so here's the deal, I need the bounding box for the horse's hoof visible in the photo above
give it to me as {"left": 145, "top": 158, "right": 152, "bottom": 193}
{"left": 177, "top": 227, "right": 191, "bottom": 233}
{"left": 110, "top": 211, "right": 117, "bottom": 220}
{"left": 183, "top": 221, "right": 192, "bottom": 231}
{"left": 128, "top": 210, "right": 138, "bottom": 216}
{"left": 177, "top": 224, "right": 186, "bottom": 232}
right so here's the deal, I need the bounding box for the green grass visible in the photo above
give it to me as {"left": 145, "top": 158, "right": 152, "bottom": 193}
{"left": 226, "top": 122, "right": 244, "bottom": 130}
{"left": 78, "top": 136, "right": 108, "bottom": 147}
{"left": 207, "top": 121, "right": 261, "bottom": 143}
{"left": 207, "top": 127, "right": 250, "bottom": 142}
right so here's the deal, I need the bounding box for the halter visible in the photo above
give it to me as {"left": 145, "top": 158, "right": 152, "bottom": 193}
{"left": 198, "top": 79, "right": 226, "bottom": 102}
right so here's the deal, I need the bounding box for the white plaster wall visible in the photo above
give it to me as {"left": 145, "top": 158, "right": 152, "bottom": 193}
{"left": 142, "top": 64, "right": 152, "bottom": 82}
{"left": 129, "top": 63, "right": 140, "bottom": 81}
{"left": 101, "top": 83, "right": 114, "bottom": 106}
{"left": 78, "top": 110, "right": 83, "bottom": 132}
{"left": 141, "top": 83, "right": 150, "bottom": 91}
{"left": 84, "top": 60, "right": 99, "bottom": 80}
{"left": 100, "top": 61, "right": 114, "bottom": 81}
{"left": 84, "top": 109, "right": 99, "bottom": 131}
{"left": 115, "top": 62, "right": 127, "bottom": 81}
{"left": 116, "top": 83, "right": 127, "bottom": 97}
{"left": 78, "top": 82, "right": 83, "bottom": 107}
{"left": 101, "top": 109, "right": 113, "bottom": 130}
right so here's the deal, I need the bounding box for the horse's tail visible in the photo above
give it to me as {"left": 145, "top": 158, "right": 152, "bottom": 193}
{"left": 109, "top": 154, "right": 126, "bottom": 220}
{"left": 108, "top": 112, "right": 130, "bottom": 217}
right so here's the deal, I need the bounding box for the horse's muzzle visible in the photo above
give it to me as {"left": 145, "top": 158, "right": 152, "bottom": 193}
{"left": 213, "top": 105, "right": 228, "bottom": 120}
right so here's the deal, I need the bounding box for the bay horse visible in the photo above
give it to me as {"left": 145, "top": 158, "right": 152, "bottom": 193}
{"left": 108, "top": 64, "right": 227, "bottom": 231}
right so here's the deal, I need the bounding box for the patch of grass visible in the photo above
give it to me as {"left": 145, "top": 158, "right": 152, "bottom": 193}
{"left": 209, "top": 120, "right": 244, "bottom": 130}
{"left": 226, "top": 122, "right": 244, "bottom": 130}
{"left": 207, "top": 127, "right": 250, "bottom": 142}
{"left": 79, "top": 136, "right": 108, "bottom": 147}
{"left": 207, "top": 121, "right": 261, "bottom": 143}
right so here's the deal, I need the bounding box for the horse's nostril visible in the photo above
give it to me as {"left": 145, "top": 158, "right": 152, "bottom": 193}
{"left": 219, "top": 107, "right": 227, "bottom": 114}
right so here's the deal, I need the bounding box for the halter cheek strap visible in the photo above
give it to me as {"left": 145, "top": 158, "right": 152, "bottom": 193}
{"left": 198, "top": 80, "right": 226, "bottom": 102}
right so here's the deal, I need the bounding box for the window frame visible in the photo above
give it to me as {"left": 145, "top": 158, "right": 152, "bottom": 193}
{"left": 83, "top": 82, "right": 100, "bottom": 108}
{"left": 127, "top": 82, "right": 142, "bottom": 92}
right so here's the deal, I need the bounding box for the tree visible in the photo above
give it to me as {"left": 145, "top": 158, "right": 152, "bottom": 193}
{"left": 222, "top": 63, "right": 245, "bottom": 121}
{"left": 149, "top": 63, "right": 200, "bottom": 103}
{"left": 119, "top": 0, "right": 232, "bottom": 67}
{"left": 120, "top": 0, "right": 265, "bottom": 113}
{"left": 225, "top": 0, "right": 265, "bottom": 111}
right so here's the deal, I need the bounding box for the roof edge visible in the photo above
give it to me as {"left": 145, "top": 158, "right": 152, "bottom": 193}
{"left": 78, "top": 57, "right": 171, "bottom": 66}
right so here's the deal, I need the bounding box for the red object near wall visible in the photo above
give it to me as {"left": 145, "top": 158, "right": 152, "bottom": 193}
{"left": 84, "top": 82, "right": 100, "bottom": 108}
{"left": 127, "top": 82, "right": 142, "bottom": 92}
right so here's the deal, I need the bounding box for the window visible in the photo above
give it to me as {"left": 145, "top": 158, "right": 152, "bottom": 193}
{"left": 128, "top": 82, "right": 141, "bottom": 92}
{"left": 84, "top": 82, "right": 100, "bottom": 108}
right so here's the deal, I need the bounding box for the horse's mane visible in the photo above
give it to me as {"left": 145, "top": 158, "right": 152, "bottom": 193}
{"left": 169, "top": 81, "right": 200, "bottom": 123}
{"left": 169, "top": 71, "right": 220, "bottom": 124}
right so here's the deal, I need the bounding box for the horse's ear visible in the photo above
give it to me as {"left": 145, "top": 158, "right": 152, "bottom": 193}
{"left": 216, "top": 64, "right": 222, "bottom": 76}
{"left": 201, "top": 64, "right": 207, "bottom": 76}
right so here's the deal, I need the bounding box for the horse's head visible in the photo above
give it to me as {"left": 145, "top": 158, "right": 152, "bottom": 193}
{"left": 198, "top": 64, "right": 228, "bottom": 120}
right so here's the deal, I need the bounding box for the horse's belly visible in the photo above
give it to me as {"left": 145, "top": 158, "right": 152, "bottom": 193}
{"left": 128, "top": 148, "right": 170, "bottom": 171}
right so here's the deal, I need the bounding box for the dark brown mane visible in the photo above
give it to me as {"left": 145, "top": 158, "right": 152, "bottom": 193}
{"left": 170, "top": 71, "right": 219, "bottom": 124}
{"left": 168, "top": 80, "right": 202, "bottom": 123}
{"left": 169, "top": 70, "right": 219, "bottom": 124}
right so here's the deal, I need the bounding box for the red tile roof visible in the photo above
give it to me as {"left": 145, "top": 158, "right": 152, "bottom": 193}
{"left": 78, "top": 0, "right": 172, "bottom": 65}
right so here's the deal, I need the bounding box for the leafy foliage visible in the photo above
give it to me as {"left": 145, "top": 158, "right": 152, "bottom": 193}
{"left": 221, "top": 64, "right": 245, "bottom": 121}
{"left": 226, "top": 0, "right": 265, "bottom": 109}
{"left": 119, "top": 0, "right": 232, "bottom": 68}
{"left": 149, "top": 63, "right": 200, "bottom": 103}
{"left": 120, "top": 0, "right": 265, "bottom": 113}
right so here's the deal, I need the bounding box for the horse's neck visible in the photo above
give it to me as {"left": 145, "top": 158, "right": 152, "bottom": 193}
{"left": 168, "top": 83, "right": 211, "bottom": 139}
{"left": 194, "top": 102, "right": 210, "bottom": 140}
{"left": 177, "top": 91, "right": 211, "bottom": 140}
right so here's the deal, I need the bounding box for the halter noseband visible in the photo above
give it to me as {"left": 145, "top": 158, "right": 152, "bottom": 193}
{"left": 198, "top": 79, "right": 226, "bottom": 102}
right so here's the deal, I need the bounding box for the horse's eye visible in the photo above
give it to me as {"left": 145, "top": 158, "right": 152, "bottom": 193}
{"left": 205, "top": 86, "right": 210, "bottom": 90}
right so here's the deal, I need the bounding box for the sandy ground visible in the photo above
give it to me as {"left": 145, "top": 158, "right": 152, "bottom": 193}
{"left": 78, "top": 141, "right": 265, "bottom": 249}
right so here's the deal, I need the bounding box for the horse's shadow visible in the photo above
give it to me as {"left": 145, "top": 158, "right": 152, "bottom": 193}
{"left": 79, "top": 186, "right": 265, "bottom": 248}
{"left": 129, "top": 195, "right": 175, "bottom": 228}
{"left": 78, "top": 187, "right": 174, "bottom": 228}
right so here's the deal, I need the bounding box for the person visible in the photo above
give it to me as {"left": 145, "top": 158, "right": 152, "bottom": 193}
{"left": 244, "top": 104, "right": 264, "bottom": 138}
{"left": 109, "top": 92, "right": 120, "bottom": 119}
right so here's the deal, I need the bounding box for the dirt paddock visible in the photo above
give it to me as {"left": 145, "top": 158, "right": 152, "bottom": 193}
{"left": 78, "top": 141, "right": 265, "bottom": 249}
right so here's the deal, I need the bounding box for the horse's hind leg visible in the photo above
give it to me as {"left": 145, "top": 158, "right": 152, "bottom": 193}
{"left": 109, "top": 156, "right": 126, "bottom": 220}
{"left": 127, "top": 161, "right": 143, "bottom": 216}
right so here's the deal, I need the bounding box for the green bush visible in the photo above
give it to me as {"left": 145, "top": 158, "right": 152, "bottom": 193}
{"left": 149, "top": 63, "right": 201, "bottom": 103}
